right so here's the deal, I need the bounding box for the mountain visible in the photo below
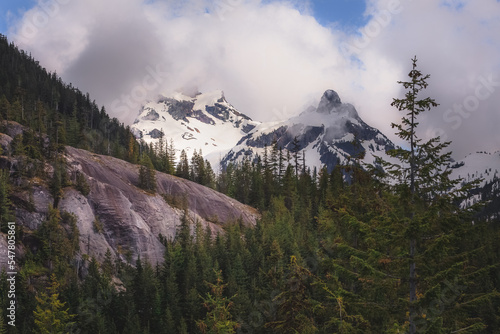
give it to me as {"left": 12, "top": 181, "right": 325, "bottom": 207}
{"left": 131, "top": 90, "right": 259, "bottom": 161}
{"left": 451, "top": 151, "right": 500, "bottom": 220}
{"left": 0, "top": 121, "right": 259, "bottom": 268}
{"left": 451, "top": 151, "right": 500, "bottom": 187}
{"left": 130, "top": 89, "right": 499, "bottom": 220}
{"left": 221, "top": 89, "right": 396, "bottom": 172}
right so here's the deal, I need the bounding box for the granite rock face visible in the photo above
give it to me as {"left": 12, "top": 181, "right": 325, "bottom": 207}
{"left": 5, "top": 144, "right": 259, "bottom": 267}
{"left": 62, "top": 146, "right": 258, "bottom": 264}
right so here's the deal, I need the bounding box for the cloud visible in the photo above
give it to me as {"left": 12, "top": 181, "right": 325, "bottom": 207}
{"left": 353, "top": 0, "right": 500, "bottom": 157}
{"left": 8, "top": 0, "right": 500, "bottom": 158}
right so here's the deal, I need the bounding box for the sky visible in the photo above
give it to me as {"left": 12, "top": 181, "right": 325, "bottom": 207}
{"left": 1, "top": 0, "right": 500, "bottom": 159}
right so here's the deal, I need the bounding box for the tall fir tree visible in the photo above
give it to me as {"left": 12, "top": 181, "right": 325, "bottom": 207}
{"left": 376, "top": 56, "right": 485, "bottom": 333}
{"left": 0, "top": 169, "right": 13, "bottom": 232}
{"left": 176, "top": 149, "right": 190, "bottom": 179}
{"left": 33, "top": 274, "right": 76, "bottom": 334}
{"left": 197, "top": 270, "right": 239, "bottom": 334}
{"left": 139, "top": 154, "right": 157, "bottom": 193}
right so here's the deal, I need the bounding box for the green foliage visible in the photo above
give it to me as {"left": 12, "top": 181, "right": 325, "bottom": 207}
{"left": 1, "top": 37, "right": 498, "bottom": 334}
{"left": 75, "top": 171, "right": 90, "bottom": 196}
{"left": 11, "top": 134, "right": 25, "bottom": 156}
{"left": 266, "top": 256, "right": 317, "bottom": 334}
{"left": 0, "top": 169, "right": 13, "bottom": 231}
{"left": 138, "top": 154, "right": 157, "bottom": 193}
{"left": 33, "top": 274, "right": 76, "bottom": 333}
{"left": 162, "top": 192, "right": 188, "bottom": 210}
{"left": 49, "top": 156, "right": 69, "bottom": 208}
{"left": 0, "top": 309, "right": 7, "bottom": 334}
{"left": 176, "top": 149, "right": 190, "bottom": 179}
{"left": 373, "top": 56, "right": 490, "bottom": 333}
{"left": 36, "top": 207, "right": 79, "bottom": 274}
{"left": 93, "top": 217, "right": 104, "bottom": 233}
{"left": 197, "top": 270, "right": 239, "bottom": 334}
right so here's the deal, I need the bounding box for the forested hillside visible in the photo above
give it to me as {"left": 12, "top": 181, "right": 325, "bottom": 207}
{"left": 0, "top": 34, "right": 140, "bottom": 161}
{"left": 0, "top": 36, "right": 499, "bottom": 333}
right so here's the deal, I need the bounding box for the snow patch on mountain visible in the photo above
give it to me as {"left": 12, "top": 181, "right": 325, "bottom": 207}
{"left": 131, "top": 90, "right": 259, "bottom": 162}
{"left": 219, "top": 90, "right": 396, "bottom": 172}
{"left": 451, "top": 151, "right": 500, "bottom": 187}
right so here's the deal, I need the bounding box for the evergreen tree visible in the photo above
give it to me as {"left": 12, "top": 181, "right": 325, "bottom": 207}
{"left": 139, "top": 154, "right": 157, "bottom": 193}
{"left": 126, "top": 130, "right": 139, "bottom": 163}
{"left": 75, "top": 171, "right": 90, "bottom": 196}
{"left": 249, "top": 158, "right": 265, "bottom": 210}
{"left": 176, "top": 149, "right": 190, "bottom": 179}
{"left": 37, "top": 206, "right": 65, "bottom": 270}
{"left": 266, "top": 256, "right": 317, "bottom": 334}
{"left": 0, "top": 169, "right": 13, "bottom": 231}
{"left": 33, "top": 274, "right": 76, "bottom": 333}
{"left": 376, "top": 56, "right": 485, "bottom": 333}
{"left": 79, "top": 257, "right": 113, "bottom": 333}
{"left": 0, "top": 309, "right": 6, "bottom": 334}
{"left": 35, "top": 100, "right": 47, "bottom": 135}
{"left": 292, "top": 136, "right": 300, "bottom": 177}
{"left": 204, "top": 160, "right": 216, "bottom": 189}
{"left": 11, "top": 134, "right": 25, "bottom": 156}
{"left": 0, "top": 95, "right": 10, "bottom": 122}
{"left": 166, "top": 139, "right": 176, "bottom": 174}
{"left": 155, "top": 130, "right": 166, "bottom": 172}
{"left": 282, "top": 164, "right": 297, "bottom": 211}
{"left": 197, "top": 270, "right": 239, "bottom": 334}
{"left": 67, "top": 102, "right": 80, "bottom": 147}
{"left": 49, "top": 156, "right": 69, "bottom": 207}
{"left": 133, "top": 257, "right": 160, "bottom": 330}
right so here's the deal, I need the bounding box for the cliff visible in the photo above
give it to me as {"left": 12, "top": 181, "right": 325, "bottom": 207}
{"left": 1, "top": 132, "right": 259, "bottom": 267}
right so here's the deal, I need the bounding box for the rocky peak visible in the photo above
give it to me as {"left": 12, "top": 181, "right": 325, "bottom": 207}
{"left": 220, "top": 89, "right": 395, "bottom": 173}
{"left": 317, "top": 89, "right": 342, "bottom": 113}
{"left": 131, "top": 90, "right": 259, "bottom": 161}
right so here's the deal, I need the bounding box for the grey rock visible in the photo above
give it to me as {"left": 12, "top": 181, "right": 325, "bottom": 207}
{"left": 1, "top": 121, "right": 24, "bottom": 139}
{"left": 142, "top": 110, "right": 160, "bottom": 121}
{"left": 61, "top": 146, "right": 259, "bottom": 264}
{"left": 317, "top": 89, "right": 342, "bottom": 113}
{"left": 2, "top": 143, "right": 259, "bottom": 268}
{"left": 148, "top": 129, "right": 164, "bottom": 139}
{"left": 0, "top": 133, "right": 13, "bottom": 156}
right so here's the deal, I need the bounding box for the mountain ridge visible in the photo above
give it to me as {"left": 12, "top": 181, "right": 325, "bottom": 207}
{"left": 218, "top": 89, "right": 396, "bottom": 172}
{"left": 131, "top": 90, "right": 259, "bottom": 161}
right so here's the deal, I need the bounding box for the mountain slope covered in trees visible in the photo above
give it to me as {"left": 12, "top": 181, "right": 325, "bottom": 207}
{"left": 0, "top": 36, "right": 498, "bottom": 333}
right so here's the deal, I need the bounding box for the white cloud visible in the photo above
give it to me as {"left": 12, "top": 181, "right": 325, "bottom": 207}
{"left": 354, "top": 0, "right": 500, "bottom": 157}
{"left": 8, "top": 0, "right": 500, "bottom": 158}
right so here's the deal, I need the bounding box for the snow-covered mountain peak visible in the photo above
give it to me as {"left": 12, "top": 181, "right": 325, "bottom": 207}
{"left": 219, "top": 89, "right": 395, "bottom": 172}
{"left": 131, "top": 90, "right": 259, "bottom": 160}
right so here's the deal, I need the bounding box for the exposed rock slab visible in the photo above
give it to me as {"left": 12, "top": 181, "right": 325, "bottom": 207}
{"left": 1, "top": 133, "right": 259, "bottom": 267}
{"left": 60, "top": 146, "right": 259, "bottom": 264}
